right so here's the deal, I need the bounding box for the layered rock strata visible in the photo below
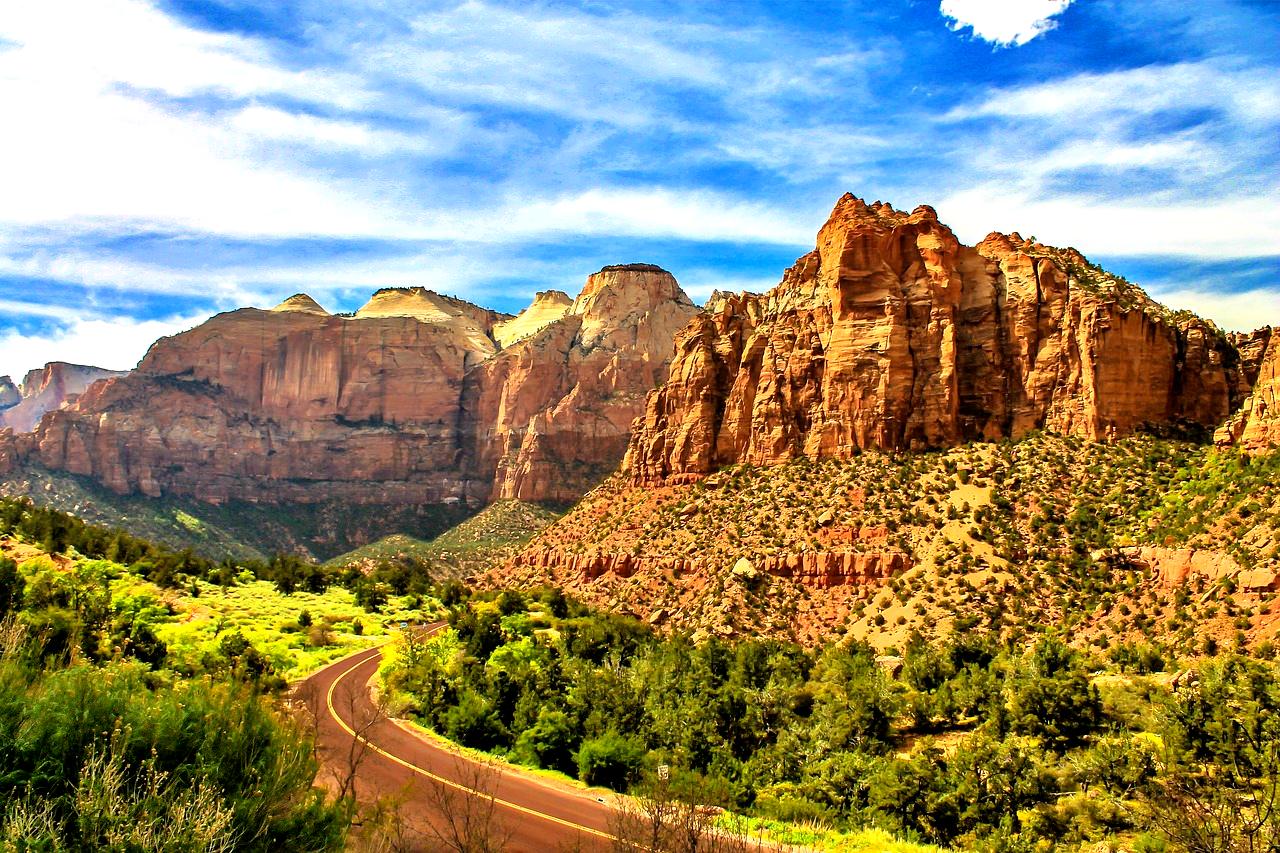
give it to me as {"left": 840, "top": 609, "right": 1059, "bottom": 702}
{"left": 627, "top": 195, "right": 1251, "bottom": 482}
{"left": 512, "top": 545, "right": 911, "bottom": 588}
{"left": 6, "top": 269, "right": 696, "bottom": 505}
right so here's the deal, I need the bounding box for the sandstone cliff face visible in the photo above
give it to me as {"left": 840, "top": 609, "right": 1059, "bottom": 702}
{"left": 627, "top": 195, "right": 1249, "bottom": 482}
{"left": 1216, "top": 328, "right": 1279, "bottom": 452}
{"left": 0, "top": 363, "right": 125, "bottom": 434}
{"left": 465, "top": 265, "right": 698, "bottom": 503}
{"left": 14, "top": 271, "right": 696, "bottom": 505}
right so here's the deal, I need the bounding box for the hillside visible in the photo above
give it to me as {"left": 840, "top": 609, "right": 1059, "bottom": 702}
{"left": 325, "top": 499, "right": 561, "bottom": 578}
{"left": 0, "top": 462, "right": 472, "bottom": 562}
{"left": 497, "top": 434, "right": 1280, "bottom": 652}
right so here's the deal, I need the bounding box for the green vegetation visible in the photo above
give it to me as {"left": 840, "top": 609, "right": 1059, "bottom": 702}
{"left": 0, "top": 548, "right": 354, "bottom": 850}
{"left": 1, "top": 461, "right": 475, "bottom": 561}
{"left": 0, "top": 496, "right": 457, "bottom": 848}
{"left": 386, "top": 590, "right": 1280, "bottom": 852}
{"left": 326, "top": 499, "right": 562, "bottom": 578}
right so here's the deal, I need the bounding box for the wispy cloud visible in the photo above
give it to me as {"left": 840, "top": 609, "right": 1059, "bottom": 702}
{"left": 1, "top": 0, "right": 1278, "bottom": 376}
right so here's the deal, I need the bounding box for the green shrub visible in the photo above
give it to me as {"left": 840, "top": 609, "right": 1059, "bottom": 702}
{"left": 577, "top": 731, "right": 645, "bottom": 791}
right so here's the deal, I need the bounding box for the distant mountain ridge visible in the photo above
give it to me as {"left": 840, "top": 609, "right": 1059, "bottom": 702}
{"left": 0, "top": 265, "right": 697, "bottom": 506}
{"left": 0, "top": 362, "right": 125, "bottom": 433}
{"left": 1, "top": 194, "right": 1274, "bottom": 520}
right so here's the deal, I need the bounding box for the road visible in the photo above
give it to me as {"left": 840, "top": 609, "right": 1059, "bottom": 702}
{"left": 302, "top": 626, "right": 618, "bottom": 852}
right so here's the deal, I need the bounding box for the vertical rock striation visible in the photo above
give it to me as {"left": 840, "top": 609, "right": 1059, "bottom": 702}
{"left": 626, "top": 195, "right": 1250, "bottom": 483}
{"left": 465, "top": 265, "right": 698, "bottom": 503}
{"left": 8, "top": 271, "right": 697, "bottom": 506}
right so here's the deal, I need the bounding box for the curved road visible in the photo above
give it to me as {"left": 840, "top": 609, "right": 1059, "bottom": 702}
{"left": 302, "top": 627, "right": 617, "bottom": 852}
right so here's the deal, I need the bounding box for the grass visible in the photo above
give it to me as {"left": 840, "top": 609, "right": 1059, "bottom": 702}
{"left": 155, "top": 579, "right": 443, "bottom": 680}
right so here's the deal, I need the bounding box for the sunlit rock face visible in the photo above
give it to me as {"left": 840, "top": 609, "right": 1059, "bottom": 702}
{"left": 13, "top": 271, "right": 697, "bottom": 506}
{"left": 1217, "top": 328, "right": 1279, "bottom": 452}
{"left": 626, "top": 194, "right": 1250, "bottom": 483}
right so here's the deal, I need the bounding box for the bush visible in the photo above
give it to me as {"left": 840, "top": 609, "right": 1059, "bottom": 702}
{"left": 577, "top": 731, "right": 645, "bottom": 791}
{"left": 515, "top": 708, "right": 578, "bottom": 776}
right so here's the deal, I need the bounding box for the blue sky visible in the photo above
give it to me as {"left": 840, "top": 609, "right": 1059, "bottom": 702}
{"left": 0, "top": 0, "right": 1277, "bottom": 380}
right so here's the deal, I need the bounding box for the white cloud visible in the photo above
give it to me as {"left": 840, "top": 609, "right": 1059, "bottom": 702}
{"left": 0, "top": 0, "right": 416, "bottom": 239}
{"left": 951, "top": 62, "right": 1280, "bottom": 125}
{"left": 935, "top": 188, "right": 1280, "bottom": 259}
{"left": 0, "top": 312, "right": 212, "bottom": 382}
{"left": 940, "top": 0, "right": 1074, "bottom": 47}
{"left": 1148, "top": 288, "right": 1280, "bottom": 333}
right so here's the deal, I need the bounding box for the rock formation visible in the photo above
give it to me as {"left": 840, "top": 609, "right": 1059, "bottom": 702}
{"left": 494, "top": 291, "right": 573, "bottom": 347}
{"left": 8, "top": 270, "right": 696, "bottom": 506}
{"left": 0, "top": 363, "right": 125, "bottom": 434}
{"left": 465, "top": 265, "right": 698, "bottom": 503}
{"left": 1216, "top": 328, "right": 1279, "bottom": 451}
{"left": 0, "top": 377, "right": 19, "bottom": 411}
{"left": 511, "top": 545, "right": 910, "bottom": 588}
{"left": 627, "top": 195, "right": 1252, "bottom": 483}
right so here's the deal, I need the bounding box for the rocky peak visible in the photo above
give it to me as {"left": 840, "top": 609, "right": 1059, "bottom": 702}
{"left": 571, "top": 264, "right": 694, "bottom": 349}
{"left": 0, "top": 362, "right": 125, "bottom": 433}
{"left": 493, "top": 290, "right": 573, "bottom": 348}
{"left": 625, "top": 191, "right": 1253, "bottom": 484}
{"left": 0, "top": 377, "right": 18, "bottom": 410}
{"left": 271, "top": 293, "right": 329, "bottom": 315}
{"left": 355, "top": 287, "right": 504, "bottom": 358}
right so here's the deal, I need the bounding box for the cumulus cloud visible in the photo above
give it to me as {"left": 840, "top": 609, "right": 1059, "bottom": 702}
{"left": 0, "top": 311, "right": 212, "bottom": 382}
{"left": 940, "top": 0, "right": 1074, "bottom": 47}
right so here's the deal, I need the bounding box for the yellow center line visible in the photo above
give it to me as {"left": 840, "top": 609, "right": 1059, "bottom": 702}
{"left": 324, "top": 637, "right": 619, "bottom": 843}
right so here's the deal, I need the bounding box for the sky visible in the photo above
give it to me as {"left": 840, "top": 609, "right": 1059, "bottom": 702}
{"left": 0, "top": 0, "right": 1277, "bottom": 381}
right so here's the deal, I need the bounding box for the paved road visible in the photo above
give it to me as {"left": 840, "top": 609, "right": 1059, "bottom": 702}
{"left": 302, "top": 626, "right": 617, "bottom": 852}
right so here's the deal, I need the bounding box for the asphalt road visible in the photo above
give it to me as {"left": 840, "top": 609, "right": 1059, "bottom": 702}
{"left": 301, "top": 626, "right": 618, "bottom": 852}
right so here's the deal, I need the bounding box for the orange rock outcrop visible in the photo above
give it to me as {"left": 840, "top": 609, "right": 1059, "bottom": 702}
{"left": 511, "top": 545, "right": 910, "bottom": 588}
{"left": 626, "top": 195, "right": 1252, "bottom": 482}
{"left": 1215, "top": 328, "right": 1279, "bottom": 452}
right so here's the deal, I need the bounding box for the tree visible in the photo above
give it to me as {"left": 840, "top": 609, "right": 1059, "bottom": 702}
{"left": 419, "top": 756, "right": 512, "bottom": 853}
{"left": 515, "top": 708, "right": 578, "bottom": 776}
{"left": 0, "top": 557, "right": 20, "bottom": 616}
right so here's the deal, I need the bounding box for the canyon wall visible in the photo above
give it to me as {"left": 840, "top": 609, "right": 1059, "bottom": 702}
{"left": 626, "top": 195, "right": 1252, "bottom": 483}
{"left": 465, "top": 265, "right": 698, "bottom": 503}
{"left": 4, "top": 270, "right": 696, "bottom": 505}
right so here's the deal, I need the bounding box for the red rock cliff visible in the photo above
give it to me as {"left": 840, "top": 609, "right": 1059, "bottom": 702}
{"left": 13, "top": 272, "right": 696, "bottom": 505}
{"left": 626, "top": 195, "right": 1250, "bottom": 482}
